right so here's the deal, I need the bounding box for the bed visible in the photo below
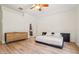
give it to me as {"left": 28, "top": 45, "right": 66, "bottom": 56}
{"left": 35, "top": 32, "right": 70, "bottom": 49}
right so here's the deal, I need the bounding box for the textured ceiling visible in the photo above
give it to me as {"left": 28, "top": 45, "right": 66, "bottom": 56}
{"left": 2, "top": 4, "right": 77, "bottom": 17}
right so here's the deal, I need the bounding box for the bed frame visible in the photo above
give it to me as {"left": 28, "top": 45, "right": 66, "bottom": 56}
{"left": 36, "top": 33, "right": 70, "bottom": 49}
{"left": 36, "top": 41, "right": 64, "bottom": 49}
{"left": 60, "top": 33, "right": 70, "bottom": 42}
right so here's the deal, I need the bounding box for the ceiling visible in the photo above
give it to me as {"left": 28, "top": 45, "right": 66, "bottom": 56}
{"left": 2, "top": 4, "right": 78, "bottom": 17}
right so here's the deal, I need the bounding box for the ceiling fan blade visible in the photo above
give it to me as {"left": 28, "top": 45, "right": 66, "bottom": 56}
{"left": 30, "top": 7, "right": 33, "bottom": 9}
{"left": 30, "top": 6, "right": 36, "bottom": 9}
{"left": 40, "top": 4, "right": 48, "bottom": 7}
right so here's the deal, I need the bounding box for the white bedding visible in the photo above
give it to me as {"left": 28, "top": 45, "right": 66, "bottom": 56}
{"left": 36, "top": 36, "right": 63, "bottom": 47}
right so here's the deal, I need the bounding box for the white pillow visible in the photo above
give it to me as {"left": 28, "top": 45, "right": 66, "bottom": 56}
{"left": 53, "top": 33, "right": 62, "bottom": 37}
{"left": 46, "top": 32, "right": 51, "bottom": 36}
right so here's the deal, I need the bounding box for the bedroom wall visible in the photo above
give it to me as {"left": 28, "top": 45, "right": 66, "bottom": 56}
{"left": 2, "top": 6, "right": 35, "bottom": 43}
{"left": 36, "top": 9, "right": 77, "bottom": 42}
{"left": 76, "top": 6, "right": 79, "bottom": 47}
{"left": 0, "top": 6, "right": 3, "bottom": 42}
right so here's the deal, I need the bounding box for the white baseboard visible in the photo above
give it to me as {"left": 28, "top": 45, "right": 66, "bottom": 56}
{"left": 0, "top": 38, "right": 5, "bottom": 44}
{"left": 2, "top": 40, "right": 5, "bottom": 44}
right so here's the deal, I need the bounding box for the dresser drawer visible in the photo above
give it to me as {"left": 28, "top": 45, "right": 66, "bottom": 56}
{"left": 6, "top": 33, "right": 15, "bottom": 37}
{"left": 6, "top": 36, "right": 16, "bottom": 42}
{"left": 5, "top": 32, "right": 28, "bottom": 43}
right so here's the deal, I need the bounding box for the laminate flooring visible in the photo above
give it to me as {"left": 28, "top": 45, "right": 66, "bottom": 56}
{"left": 0, "top": 38, "right": 79, "bottom": 54}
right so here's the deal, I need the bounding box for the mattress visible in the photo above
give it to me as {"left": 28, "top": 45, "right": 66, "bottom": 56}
{"left": 36, "top": 36, "right": 63, "bottom": 46}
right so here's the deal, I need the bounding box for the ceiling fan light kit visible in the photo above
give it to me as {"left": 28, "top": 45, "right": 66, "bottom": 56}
{"left": 31, "top": 4, "right": 48, "bottom": 11}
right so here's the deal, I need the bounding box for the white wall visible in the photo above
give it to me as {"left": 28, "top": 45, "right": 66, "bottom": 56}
{"left": 37, "top": 9, "right": 77, "bottom": 42}
{"left": 2, "top": 6, "right": 35, "bottom": 43}
{"left": 76, "top": 6, "right": 79, "bottom": 47}
{"left": 0, "top": 6, "right": 3, "bottom": 42}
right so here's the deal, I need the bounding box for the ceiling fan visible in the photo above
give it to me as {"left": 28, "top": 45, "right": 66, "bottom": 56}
{"left": 30, "top": 4, "right": 49, "bottom": 11}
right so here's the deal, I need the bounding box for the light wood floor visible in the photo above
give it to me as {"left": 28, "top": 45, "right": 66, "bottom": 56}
{"left": 0, "top": 38, "right": 79, "bottom": 54}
